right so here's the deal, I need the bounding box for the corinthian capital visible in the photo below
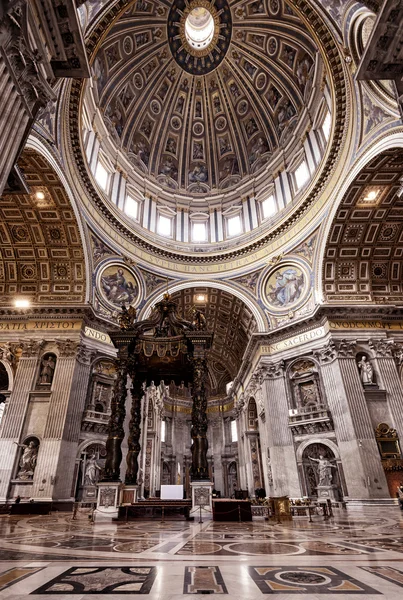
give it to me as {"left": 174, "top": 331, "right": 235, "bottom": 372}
{"left": 314, "top": 341, "right": 337, "bottom": 364}
{"left": 369, "top": 339, "right": 396, "bottom": 358}
{"left": 55, "top": 339, "right": 79, "bottom": 358}
{"left": 265, "top": 360, "right": 285, "bottom": 378}
{"left": 333, "top": 339, "right": 357, "bottom": 358}
{"left": 21, "top": 339, "right": 44, "bottom": 358}
{"left": 76, "top": 344, "right": 96, "bottom": 365}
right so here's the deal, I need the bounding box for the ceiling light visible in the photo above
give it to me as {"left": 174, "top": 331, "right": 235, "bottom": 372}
{"left": 195, "top": 294, "right": 206, "bottom": 302}
{"left": 35, "top": 191, "right": 45, "bottom": 200}
{"left": 15, "top": 299, "right": 30, "bottom": 308}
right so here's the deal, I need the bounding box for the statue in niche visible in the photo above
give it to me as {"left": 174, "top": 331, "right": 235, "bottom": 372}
{"left": 357, "top": 355, "right": 374, "bottom": 385}
{"left": 39, "top": 353, "right": 56, "bottom": 385}
{"left": 309, "top": 455, "right": 337, "bottom": 487}
{"left": 84, "top": 453, "right": 102, "bottom": 486}
{"left": 15, "top": 439, "right": 39, "bottom": 480}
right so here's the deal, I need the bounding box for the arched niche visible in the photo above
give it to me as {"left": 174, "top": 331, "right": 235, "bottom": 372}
{"left": 299, "top": 441, "right": 344, "bottom": 501}
{"left": 36, "top": 352, "right": 57, "bottom": 388}
{"left": 15, "top": 435, "right": 40, "bottom": 481}
{"left": 75, "top": 440, "right": 106, "bottom": 502}
{"left": 287, "top": 357, "right": 325, "bottom": 412}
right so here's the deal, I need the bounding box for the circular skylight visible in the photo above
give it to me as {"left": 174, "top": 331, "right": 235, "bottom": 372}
{"left": 185, "top": 7, "right": 215, "bottom": 50}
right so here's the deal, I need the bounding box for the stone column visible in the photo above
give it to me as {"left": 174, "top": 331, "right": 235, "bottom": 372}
{"left": 103, "top": 355, "right": 128, "bottom": 481}
{"left": 32, "top": 340, "right": 79, "bottom": 501}
{"left": 371, "top": 340, "right": 403, "bottom": 441}
{"left": 316, "top": 340, "right": 389, "bottom": 500}
{"left": 261, "top": 360, "right": 301, "bottom": 497}
{"left": 0, "top": 340, "right": 43, "bottom": 501}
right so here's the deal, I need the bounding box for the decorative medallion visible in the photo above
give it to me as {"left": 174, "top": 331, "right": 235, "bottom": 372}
{"left": 168, "top": 0, "right": 232, "bottom": 75}
{"left": 99, "top": 264, "right": 139, "bottom": 308}
{"left": 263, "top": 264, "right": 308, "bottom": 310}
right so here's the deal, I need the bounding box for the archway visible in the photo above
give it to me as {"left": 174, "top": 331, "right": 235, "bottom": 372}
{"left": 301, "top": 443, "right": 343, "bottom": 501}
{"left": 322, "top": 148, "right": 403, "bottom": 304}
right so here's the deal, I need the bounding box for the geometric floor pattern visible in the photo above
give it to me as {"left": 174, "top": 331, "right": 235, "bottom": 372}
{"left": 0, "top": 507, "right": 403, "bottom": 598}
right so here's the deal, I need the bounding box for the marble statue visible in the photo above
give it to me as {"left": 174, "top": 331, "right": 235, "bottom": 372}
{"left": 39, "top": 354, "right": 56, "bottom": 385}
{"left": 84, "top": 454, "right": 102, "bottom": 486}
{"left": 309, "top": 455, "right": 337, "bottom": 486}
{"left": 15, "top": 440, "right": 39, "bottom": 480}
{"left": 357, "top": 356, "right": 374, "bottom": 385}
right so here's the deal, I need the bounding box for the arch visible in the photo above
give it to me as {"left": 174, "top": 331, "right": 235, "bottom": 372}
{"left": 140, "top": 280, "right": 267, "bottom": 332}
{"left": 0, "top": 360, "right": 13, "bottom": 391}
{"left": 318, "top": 134, "right": 403, "bottom": 300}
{"left": 76, "top": 438, "right": 106, "bottom": 456}
{"left": 23, "top": 136, "right": 91, "bottom": 303}
{"left": 296, "top": 437, "right": 341, "bottom": 462}
{"left": 320, "top": 143, "right": 403, "bottom": 303}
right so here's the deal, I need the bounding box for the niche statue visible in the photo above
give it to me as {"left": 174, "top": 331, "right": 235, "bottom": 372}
{"left": 39, "top": 354, "right": 56, "bottom": 385}
{"left": 357, "top": 355, "right": 374, "bottom": 385}
{"left": 309, "top": 455, "right": 337, "bottom": 487}
{"left": 15, "top": 439, "right": 39, "bottom": 480}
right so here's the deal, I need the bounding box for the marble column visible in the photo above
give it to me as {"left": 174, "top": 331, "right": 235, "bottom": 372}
{"left": 261, "top": 361, "right": 301, "bottom": 497}
{"left": 0, "top": 340, "right": 43, "bottom": 501}
{"left": 32, "top": 340, "right": 80, "bottom": 501}
{"left": 316, "top": 340, "right": 389, "bottom": 500}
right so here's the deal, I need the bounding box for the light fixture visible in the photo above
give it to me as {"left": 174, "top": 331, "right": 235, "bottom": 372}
{"left": 14, "top": 299, "right": 30, "bottom": 308}
{"left": 35, "top": 191, "right": 45, "bottom": 200}
{"left": 195, "top": 294, "right": 206, "bottom": 302}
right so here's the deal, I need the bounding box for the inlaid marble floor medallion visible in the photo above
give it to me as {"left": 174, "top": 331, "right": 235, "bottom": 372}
{"left": 247, "top": 566, "right": 382, "bottom": 594}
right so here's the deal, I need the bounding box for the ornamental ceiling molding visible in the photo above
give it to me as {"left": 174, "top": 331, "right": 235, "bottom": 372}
{"left": 64, "top": 0, "right": 351, "bottom": 266}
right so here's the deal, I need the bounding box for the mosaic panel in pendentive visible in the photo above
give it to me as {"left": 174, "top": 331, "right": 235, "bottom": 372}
{"left": 247, "top": 566, "right": 382, "bottom": 594}
{"left": 184, "top": 566, "right": 228, "bottom": 594}
{"left": 31, "top": 566, "right": 157, "bottom": 594}
{"left": 361, "top": 566, "right": 403, "bottom": 587}
{"left": 0, "top": 567, "right": 44, "bottom": 592}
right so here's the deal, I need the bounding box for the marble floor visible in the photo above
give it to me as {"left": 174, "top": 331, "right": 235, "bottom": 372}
{"left": 0, "top": 507, "right": 403, "bottom": 598}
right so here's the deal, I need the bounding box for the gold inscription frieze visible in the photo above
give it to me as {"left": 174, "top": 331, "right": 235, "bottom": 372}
{"left": 84, "top": 326, "right": 113, "bottom": 345}
{"left": 329, "top": 321, "right": 403, "bottom": 331}
{"left": 260, "top": 325, "right": 328, "bottom": 356}
{"left": 0, "top": 320, "right": 83, "bottom": 332}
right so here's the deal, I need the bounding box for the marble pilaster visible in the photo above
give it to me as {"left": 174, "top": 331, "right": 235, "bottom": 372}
{"left": 317, "top": 340, "right": 389, "bottom": 500}
{"left": 370, "top": 340, "right": 403, "bottom": 442}
{"left": 262, "top": 361, "right": 301, "bottom": 497}
{"left": 31, "top": 340, "right": 79, "bottom": 501}
{"left": 0, "top": 340, "right": 43, "bottom": 501}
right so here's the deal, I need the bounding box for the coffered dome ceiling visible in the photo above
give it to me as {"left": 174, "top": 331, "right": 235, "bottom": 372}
{"left": 90, "top": 0, "right": 325, "bottom": 198}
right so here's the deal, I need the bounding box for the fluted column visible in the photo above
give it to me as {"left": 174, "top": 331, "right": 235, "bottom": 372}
{"left": 32, "top": 340, "right": 79, "bottom": 500}
{"left": 370, "top": 339, "right": 403, "bottom": 441}
{"left": 0, "top": 340, "right": 43, "bottom": 501}
{"left": 262, "top": 361, "right": 301, "bottom": 497}
{"left": 103, "top": 355, "right": 128, "bottom": 482}
{"left": 316, "top": 340, "right": 389, "bottom": 499}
